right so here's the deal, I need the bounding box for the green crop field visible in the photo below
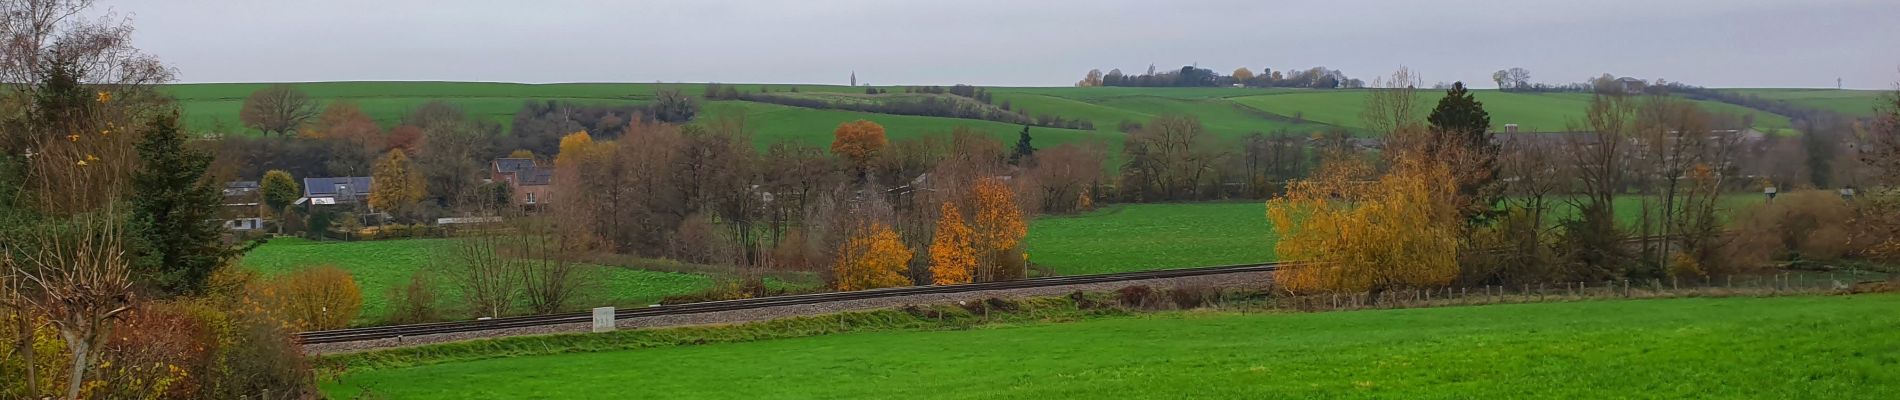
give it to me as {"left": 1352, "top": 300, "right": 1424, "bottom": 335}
{"left": 1025, "top": 195, "right": 1771, "bottom": 275}
{"left": 321, "top": 293, "right": 1900, "bottom": 399}
{"left": 241, "top": 237, "right": 714, "bottom": 325}
{"left": 168, "top": 82, "right": 1831, "bottom": 151}
{"left": 1232, "top": 90, "right": 1794, "bottom": 133}
{"left": 1719, "top": 88, "right": 1890, "bottom": 118}
{"left": 1026, "top": 202, "right": 1278, "bottom": 275}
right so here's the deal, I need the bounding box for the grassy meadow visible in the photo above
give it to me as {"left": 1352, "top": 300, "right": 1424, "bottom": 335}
{"left": 162, "top": 82, "right": 1856, "bottom": 150}
{"left": 1719, "top": 88, "right": 1891, "bottom": 118}
{"left": 1026, "top": 202, "right": 1279, "bottom": 275}
{"left": 241, "top": 237, "right": 715, "bottom": 326}
{"left": 321, "top": 293, "right": 1900, "bottom": 399}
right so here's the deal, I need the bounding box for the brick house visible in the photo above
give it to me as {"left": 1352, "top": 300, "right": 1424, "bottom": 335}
{"left": 491, "top": 158, "right": 554, "bottom": 207}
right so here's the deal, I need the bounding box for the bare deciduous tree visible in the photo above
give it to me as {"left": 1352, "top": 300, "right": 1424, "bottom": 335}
{"left": 9, "top": 212, "right": 136, "bottom": 400}
{"left": 1362, "top": 67, "right": 1425, "bottom": 138}
{"left": 239, "top": 84, "right": 319, "bottom": 137}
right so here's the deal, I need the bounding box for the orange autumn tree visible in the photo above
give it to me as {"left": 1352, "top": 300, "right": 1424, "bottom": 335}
{"left": 830, "top": 119, "right": 888, "bottom": 172}
{"left": 833, "top": 222, "right": 914, "bottom": 291}
{"left": 929, "top": 202, "right": 977, "bottom": 285}
{"left": 1266, "top": 155, "right": 1461, "bottom": 295}
{"left": 971, "top": 177, "right": 1028, "bottom": 281}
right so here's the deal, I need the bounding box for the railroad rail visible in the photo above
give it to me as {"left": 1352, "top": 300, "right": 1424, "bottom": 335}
{"left": 297, "top": 262, "right": 1285, "bottom": 345}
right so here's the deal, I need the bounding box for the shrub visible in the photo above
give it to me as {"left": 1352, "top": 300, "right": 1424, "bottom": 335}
{"left": 1168, "top": 285, "right": 1220, "bottom": 309}
{"left": 0, "top": 313, "right": 69, "bottom": 399}
{"left": 1731, "top": 190, "right": 1859, "bottom": 262}
{"left": 1115, "top": 285, "right": 1159, "bottom": 309}
{"left": 660, "top": 275, "right": 781, "bottom": 305}
{"left": 256, "top": 265, "right": 364, "bottom": 330}
{"left": 1067, "top": 291, "right": 1108, "bottom": 310}
{"left": 90, "top": 303, "right": 208, "bottom": 399}
{"left": 384, "top": 270, "right": 441, "bottom": 325}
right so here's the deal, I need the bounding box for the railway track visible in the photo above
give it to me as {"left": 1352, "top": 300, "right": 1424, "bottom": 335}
{"left": 296, "top": 262, "right": 1284, "bottom": 345}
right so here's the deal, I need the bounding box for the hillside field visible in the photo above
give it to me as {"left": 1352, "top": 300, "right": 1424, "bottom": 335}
{"left": 320, "top": 293, "right": 1900, "bottom": 399}
{"left": 162, "top": 82, "right": 1844, "bottom": 149}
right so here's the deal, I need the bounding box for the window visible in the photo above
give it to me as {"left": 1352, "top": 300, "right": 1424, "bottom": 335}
{"left": 525, "top": 192, "right": 537, "bottom": 204}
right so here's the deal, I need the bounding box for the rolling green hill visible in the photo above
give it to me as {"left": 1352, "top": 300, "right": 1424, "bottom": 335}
{"left": 165, "top": 82, "right": 1851, "bottom": 150}
{"left": 1232, "top": 90, "right": 1795, "bottom": 133}
{"left": 1718, "top": 88, "right": 1890, "bottom": 118}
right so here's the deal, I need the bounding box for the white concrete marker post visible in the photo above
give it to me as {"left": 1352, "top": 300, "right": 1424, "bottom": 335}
{"left": 592, "top": 307, "right": 616, "bottom": 333}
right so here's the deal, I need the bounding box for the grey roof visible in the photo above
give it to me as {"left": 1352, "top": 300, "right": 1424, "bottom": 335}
{"left": 493, "top": 158, "right": 536, "bottom": 174}
{"left": 519, "top": 168, "right": 554, "bottom": 186}
{"left": 223, "top": 181, "right": 259, "bottom": 197}
{"left": 304, "top": 177, "right": 373, "bottom": 198}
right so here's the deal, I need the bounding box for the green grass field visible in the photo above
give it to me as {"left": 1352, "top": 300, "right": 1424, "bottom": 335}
{"left": 1719, "top": 88, "right": 1890, "bottom": 117}
{"left": 166, "top": 82, "right": 1843, "bottom": 150}
{"left": 241, "top": 237, "right": 714, "bottom": 325}
{"left": 1025, "top": 195, "right": 1771, "bottom": 275}
{"left": 1026, "top": 202, "right": 1278, "bottom": 275}
{"left": 322, "top": 293, "right": 1900, "bottom": 399}
{"left": 1232, "top": 90, "right": 1794, "bottom": 133}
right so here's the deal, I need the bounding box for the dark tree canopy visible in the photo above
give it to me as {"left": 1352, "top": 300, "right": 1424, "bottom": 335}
{"left": 130, "top": 112, "right": 241, "bottom": 296}
{"left": 1428, "top": 82, "right": 1492, "bottom": 146}
{"left": 1427, "top": 81, "right": 1501, "bottom": 225}
{"left": 1010, "top": 125, "right": 1036, "bottom": 165}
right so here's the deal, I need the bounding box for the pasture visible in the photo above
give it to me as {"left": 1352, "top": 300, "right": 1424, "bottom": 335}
{"left": 1026, "top": 202, "right": 1279, "bottom": 275}
{"left": 241, "top": 237, "right": 715, "bottom": 325}
{"left": 321, "top": 293, "right": 1900, "bottom": 399}
{"left": 164, "top": 82, "right": 1844, "bottom": 149}
{"left": 1720, "top": 88, "right": 1890, "bottom": 117}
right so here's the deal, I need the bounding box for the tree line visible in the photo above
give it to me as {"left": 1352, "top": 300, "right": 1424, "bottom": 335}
{"left": 1265, "top": 67, "right": 1900, "bottom": 297}
{"left": 1078, "top": 65, "right": 1364, "bottom": 89}
{"left": 703, "top": 83, "right": 1094, "bottom": 130}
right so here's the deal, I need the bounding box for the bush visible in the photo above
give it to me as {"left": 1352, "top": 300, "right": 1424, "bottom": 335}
{"left": 256, "top": 265, "right": 364, "bottom": 330}
{"left": 1168, "top": 285, "right": 1220, "bottom": 309}
{"left": 384, "top": 271, "right": 441, "bottom": 325}
{"left": 661, "top": 275, "right": 781, "bottom": 305}
{"left": 1115, "top": 285, "right": 1159, "bottom": 309}
{"left": 0, "top": 312, "right": 68, "bottom": 399}
{"left": 90, "top": 303, "right": 209, "bottom": 399}
{"left": 1732, "top": 190, "right": 1859, "bottom": 262}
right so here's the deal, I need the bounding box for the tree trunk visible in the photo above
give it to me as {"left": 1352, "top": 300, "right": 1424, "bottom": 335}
{"left": 17, "top": 312, "right": 38, "bottom": 396}
{"left": 59, "top": 328, "right": 90, "bottom": 400}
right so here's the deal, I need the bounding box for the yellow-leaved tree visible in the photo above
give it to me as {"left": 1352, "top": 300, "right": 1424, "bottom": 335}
{"left": 929, "top": 202, "right": 977, "bottom": 285}
{"left": 833, "top": 222, "right": 914, "bottom": 291}
{"left": 971, "top": 178, "right": 1027, "bottom": 281}
{"left": 369, "top": 150, "right": 425, "bottom": 214}
{"left": 1266, "top": 155, "right": 1461, "bottom": 295}
{"left": 554, "top": 131, "right": 605, "bottom": 168}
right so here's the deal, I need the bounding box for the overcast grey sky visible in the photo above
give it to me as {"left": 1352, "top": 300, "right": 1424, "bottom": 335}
{"left": 95, "top": 0, "right": 1900, "bottom": 88}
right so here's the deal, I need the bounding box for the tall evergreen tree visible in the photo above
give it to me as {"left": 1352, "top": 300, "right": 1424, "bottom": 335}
{"left": 1010, "top": 125, "right": 1036, "bottom": 165}
{"left": 1426, "top": 82, "right": 1500, "bottom": 225}
{"left": 130, "top": 112, "right": 240, "bottom": 296}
